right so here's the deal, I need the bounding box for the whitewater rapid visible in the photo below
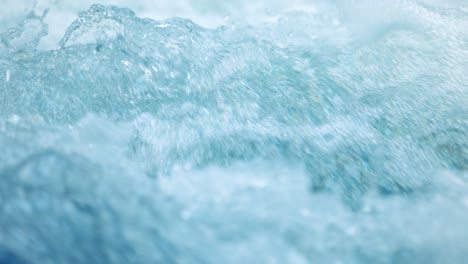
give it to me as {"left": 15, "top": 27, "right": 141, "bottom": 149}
{"left": 1, "top": 1, "right": 467, "bottom": 263}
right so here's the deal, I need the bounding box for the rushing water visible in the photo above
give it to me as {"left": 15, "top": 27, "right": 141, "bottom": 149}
{"left": 0, "top": 1, "right": 467, "bottom": 263}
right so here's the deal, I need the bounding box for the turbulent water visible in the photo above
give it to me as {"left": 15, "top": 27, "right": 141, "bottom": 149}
{"left": 0, "top": 0, "right": 467, "bottom": 263}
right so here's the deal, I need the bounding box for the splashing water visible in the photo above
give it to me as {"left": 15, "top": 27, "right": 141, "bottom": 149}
{"left": 0, "top": 1, "right": 467, "bottom": 263}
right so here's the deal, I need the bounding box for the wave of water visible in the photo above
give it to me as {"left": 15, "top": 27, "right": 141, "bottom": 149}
{"left": 1, "top": 1, "right": 468, "bottom": 263}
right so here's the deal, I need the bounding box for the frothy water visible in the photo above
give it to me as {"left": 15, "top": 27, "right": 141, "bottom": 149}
{"left": 1, "top": 1, "right": 467, "bottom": 263}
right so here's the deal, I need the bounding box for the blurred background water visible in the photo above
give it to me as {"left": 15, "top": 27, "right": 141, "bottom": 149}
{"left": 0, "top": 0, "right": 467, "bottom": 263}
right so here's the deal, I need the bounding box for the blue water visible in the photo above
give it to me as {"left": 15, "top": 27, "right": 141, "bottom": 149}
{"left": 0, "top": 1, "right": 467, "bottom": 263}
